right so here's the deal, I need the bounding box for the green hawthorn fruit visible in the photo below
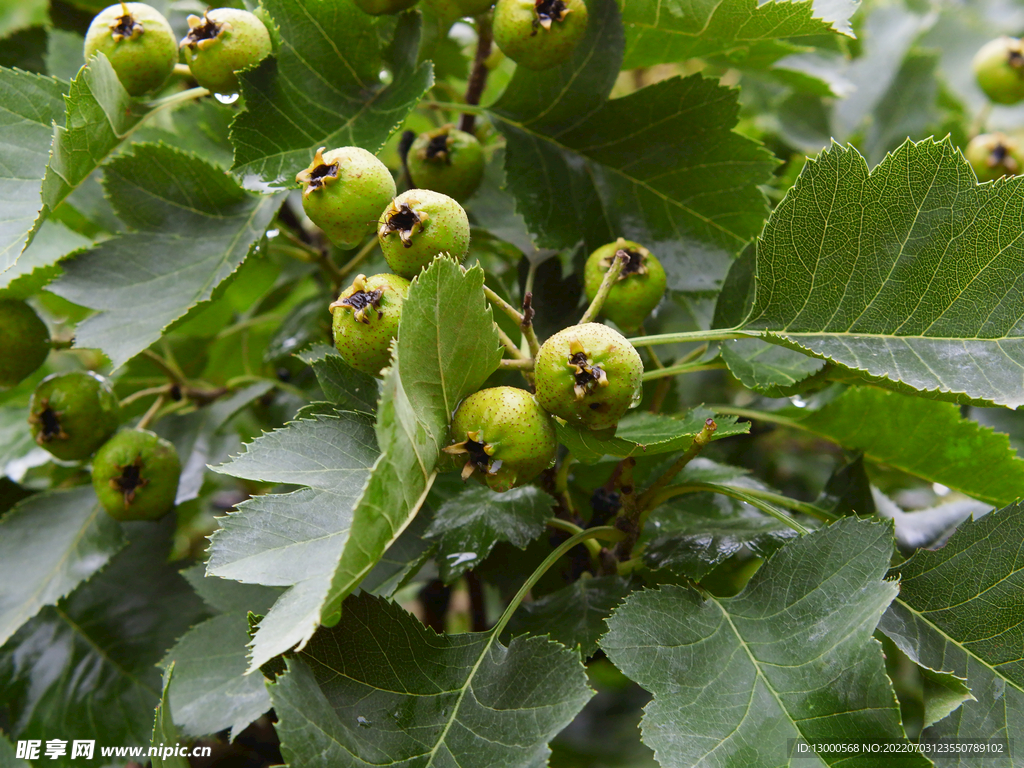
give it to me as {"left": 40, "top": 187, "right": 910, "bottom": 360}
{"left": 28, "top": 372, "right": 121, "bottom": 461}
{"left": 407, "top": 126, "right": 486, "bottom": 202}
{"left": 330, "top": 273, "right": 410, "bottom": 376}
{"left": 0, "top": 299, "right": 49, "bottom": 390}
{"left": 180, "top": 8, "right": 273, "bottom": 95}
{"left": 973, "top": 37, "right": 1024, "bottom": 105}
{"left": 84, "top": 2, "right": 178, "bottom": 96}
{"left": 492, "top": 0, "right": 588, "bottom": 70}
{"left": 378, "top": 189, "right": 470, "bottom": 278}
{"left": 92, "top": 429, "right": 180, "bottom": 521}
{"left": 534, "top": 322, "right": 643, "bottom": 431}
{"left": 296, "top": 147, "right": 397, "bottom": 249}
{"left": 354, "top": 0, "right": 419, "bottom": 13}
{"left": 442, "top": 386, "right": 556, "bottom": 492}
{"left": 584, "top": 238, "right": 667, "bottom": 332}
{"left": 965, "top": 133, "right": 1023, "bottom": 182}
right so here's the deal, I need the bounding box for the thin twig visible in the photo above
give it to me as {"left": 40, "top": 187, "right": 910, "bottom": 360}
{"left": 579, "top": 251, "right": 627, "bottom": 324}
{"left": 495, "top": 325, "right": 527, "bottom": 359}
{"left": 498, "top": 357, "right": 534, "bottom": 370}
{"left": 637, "top": 419, "right": 717, "bottom": 512}
{"left": 642, "top": 362, "right": 727, "bottom": 381}
{"left": 483, "top": 284, "right": 524, "bottom": 324}
{"left": 336, "top": 237, "right": 380, "bottom": 284}
{"left": 135, "top": 394, "right": 167, "bottom": 431}
{"left": 459, "top": 15, "right": 493, "bottom": 134}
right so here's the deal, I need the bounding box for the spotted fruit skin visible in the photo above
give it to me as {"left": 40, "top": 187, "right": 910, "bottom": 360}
{"left": 378, "top": 189, "right": 470, "bottom": 278}
{"left": 331, "top": 273, "right": 410, "bottom": 376}
{"left": 965, "top": 133, "right": 1023, "bottom": 182}
{"left": 92, "top": 429, "right": 181, "bottom": 521}
{"left": 180, "top": 8, "right": 272, "bottom": 94}
{"left": 973, "top": 37, "right": 1024, "bottom": 105}
{"left": 84, "top": 2, "right": 178, "bottom": 96}
{"left": 29, "top": 372, "right": 121, "bottom": 461}
{"left": 354, "top": 0, "right": 419, "bottom": 13}
{"left": 534, "top": 323, "right": 643, "bottom": 431}
{"left": 584, "top": 238, "right": 667, "bottom": 332}
{"left": 443, "top": 386, "right": 557, "bottom": 492}
{"left": 492, "top": 0, "right": 589, "bottom": 71}
{"left": 0, "top": 299, "right": 49, "bottom": 390}
{"left": 297, "top": 147, "right": 397, "bottom": 249}
{"left": 407, "top": 126, "right": 485, "bottom": 201}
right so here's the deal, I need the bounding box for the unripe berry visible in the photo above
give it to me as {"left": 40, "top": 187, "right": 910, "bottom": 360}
{"left": 0, "top": 299, "right": 49, "bottom": 390}
{"left": 407, "top": 126, "right": 486, "bottom": 202}
{"left": 534, "top": 323, "right": 643, "bottom": 431}
{"left": 92, "top": 429, "right": 181, "bottom": 521}
{"left": 330, "top": 273, "right": 410, "bottom": 376}
{"left": 378, "top": 189, "right": 470, "bottom": 278}
{"left": 29, "top": 372, "right": 121, "bottom": 461}
{"left": 442, "top": 386, "right": 557, "bottom": 492}
{"left": 965, "top": 133, "right": 1023, "bottom": 182}
{"left": 296, "top": 147, "right": 397, "bottom": 249}
{"left": 180, "top": 8, "right": 273, "bottom": 95}
{"left": 973, "top": 37, "right": 1024, "bottom": 105}
{"left": 492, "top": 0, "right": 589, "bottom": 71}
{"left": 84, "top": 2, "right": 178, "bottom": 96}
{"left": 584, "top": 238, "right": 667, "bottom": 332}
{"left": 354, "top": 0, "right": 419, "bottom": 13}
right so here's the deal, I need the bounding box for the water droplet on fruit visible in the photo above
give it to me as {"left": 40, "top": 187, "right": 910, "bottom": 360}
{"left": 215, "top": 92, "right": 239, "bottom": 104}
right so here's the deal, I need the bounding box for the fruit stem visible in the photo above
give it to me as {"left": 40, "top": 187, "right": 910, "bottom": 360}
{"left": 628, "top": 328, "right": 755, "bottom": 347}
{"left": 119, "top": 383, "right": 173, "bottom": 408}
{"left": 498, "top": 357, "right": 534, "bottom": 370}
{"left": 494, "top": 526, "right": 622, "bottom": 637}
{"left": 579, "top": 250, "right": 628, "bottom": 324}
{"left": 546, "top": 517, "right": 602, "bottom": 559}
{"left": 49, "top": 337, "right": 74, "bottom": 350}
{"left": 146, "top": 86, "right": 210, "bottom": 113}
{"left": 970, "top": 102, "right": 992, "bottom": 140}
{"left": 495, "top": 325, "right": 528, "bottom": 359}
{"left": 135, "top": 393, "right": 168, "bottom": 431}
{"left": 171, "top": 63, "right": 193, "bottom": 78}
{"left": 142, "top": 349, "right": 185, "bottom": 386}
{"left": 636, "top": 418, "right": 717, "bottom": 513}
{"left": 483, "top": 283, "right": 527, "bottom": 329}
{"left": 646, "top": 483, "right": 815, "bottom": 534}
{"left": 641, "top": 361, "right": 727, "bottom": 381}
{"left": 421, "top": 100, "right": 488, "bottom": 115}
{"left": 459, "top": 14, "right": 493, "bottom": 135}
{"left": 336, "top": 238, "right": 379, "bottom": 283}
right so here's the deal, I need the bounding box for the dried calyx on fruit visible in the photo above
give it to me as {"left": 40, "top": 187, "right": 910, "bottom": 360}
{"left": 584, "top": 238, "right": 667, "bottom": 332}
{"left": 973, "top": 37, "right": 1024, "bottom": 105}
{"left": 965, "top": 133, "right": 1023, "bottom": 182}
{"left": 330, "top": 273, "right": 410, "bottom": 376}
{"left": 534, "top": 322, "right": 643, "bottom": 432}
{"left": 407, "top": 126, "right": 486, "bottom": 202}
{"left": 442, "top": 386, "right": 557, "bottom": 493}
{"left": 354, "top": 0, "right": 419, "bottom": 14}
{"left": 180, "top": 8, "right": 273, "bottom": 95}
{"left": 492, "top": 0, "right": 589, "bottom": 70}
{"left": 29, "top": 372, "right": 121, "bottom": 461}
{"left": 0, "top": 299, "right": 49, "bottom": 390}
{"left": 84, "top": 2, "right": 178, "bottom": 96}
{"left": 378, "top": 189, "right": 470, "bottom": 278}
{"left": 91, "top": 429, "right": 181, "bottom": 521}
{"left": 296, "top": 147, "right": 397, "bottom": 249}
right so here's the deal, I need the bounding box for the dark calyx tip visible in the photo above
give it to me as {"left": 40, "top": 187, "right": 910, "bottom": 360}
{"left": 340, "top": 288, "right": 385, "bottom": 323}
{"left": 425, "top": 132, "right": 452, "bottom": 164}
{"left": 113, "top": 11, "right": 141, "bottom": 38}
{"left": 112, "top": 456, "right": 149, "bottom": 507}
{"left": 535, "top": 0, "right": 569, "bottom": 23}
{"left": 617, "top": 248, "right": 644, "bottom": 276}
{"left": 185, "top": 15, "right": 222, "bottom": 46}
{"left": 308, "top": 162, "right": 339, "bottom": 190}
{"left": 465, "top": 437, "right": 492, "bottom": 473}
{"left": 39, "top": 407, "right": 64, "bottom": 441}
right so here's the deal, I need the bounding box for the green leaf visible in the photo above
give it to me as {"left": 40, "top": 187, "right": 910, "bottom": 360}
{"left": 39, "top": 54, "right": 152, "bottom": 226}
{"left": 319, "top": 258, "right": 502, "bottom": 640}
{"left": 0, "top": 485, "right": 125, "bottom": 647}
{"left": 151, "top": 665, "right": 189, "bottom": 768}
{"left": 0, "top": 67, "right": 67, "bottom": 273}
{"left": 268, "top": 593, "right": 593, "bottom": 768}
{"left": 0, "top": 220, "right": 90, "bottom": 297}
{"left": 814, "top": 453, "right": 876, "bottom": 518}
{"left": 743, "top": 138, "right": 1024, "bottom": 408}
{"left": 181, "top": 563, "right": 283, "bottom": 616}
{"left": 0, "top": 732, "right": 28, "bottom": 768}
{"left": 720, "top": 339, "right": 825, "bottom": 397}
{"left": 48, "top": 144, "right": 283, "bottom": 368}
{"left": 778, "top": 386, "right": 1024, "bottom": 508}
{"left": 161, "top": 613, "right": 271, "bottom": 739}
{"left": 297, "top": 343, "right": 380, "bottom": 413}
{"left": 0, "top": 519, "right": 206, "bottom": 762}
{"left": 555, "top": 407, "right": 749, "bottom": 465}
{"left": 920, "top": 668, "right": 974, "bottom": 731}
{"left": 231, "top": 3, "right": 433, "bottom": 184}
{"left": 210, "top": 410, "right": 380, "bottom": 669}
{"left": 619, "top": 0, "right": 848, "bottom": 70}
{"left": 505, "top": 575, "right": 632, "bottom": 658}
{"left": 490, "top": 0, "right": 776, "bottom": 295}
{"left": 358, "top": 504, "right": 436, "bottom": 598}
{"left": 0, "top": 405, "right": 37, "bottom": 469}
{"left": 426, "top": 485, "right": 556, "bottom": 583}
{"left": 641, "top": 459, "right": 800, "bottom": 579}
{"left": 879, "top": 501, "right": 1024, "bottom": 759}
{"left": 601, "top": 518, "right": 927, "bottom": 768}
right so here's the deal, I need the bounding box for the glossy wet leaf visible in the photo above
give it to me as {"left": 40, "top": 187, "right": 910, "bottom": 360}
{"left": 150, "top": 666, "right": 189, "bottom": 768}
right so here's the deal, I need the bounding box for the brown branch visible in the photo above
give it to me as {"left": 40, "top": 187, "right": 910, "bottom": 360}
{"left": 459, "top": 15, "right": 492, "bottom": 135}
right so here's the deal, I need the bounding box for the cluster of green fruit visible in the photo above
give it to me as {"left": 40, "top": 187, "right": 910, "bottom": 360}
{"left": 84, "top": 1, "right": 272, "bottom": 96}
{"left": 0, "top": 300, "right": 181, "bottom": 522}
{"left": 356, "top": 0, "right": 589, "bottom": 71}
{"left": 967, "top": 37, "right": 1024, "bottom": 181}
